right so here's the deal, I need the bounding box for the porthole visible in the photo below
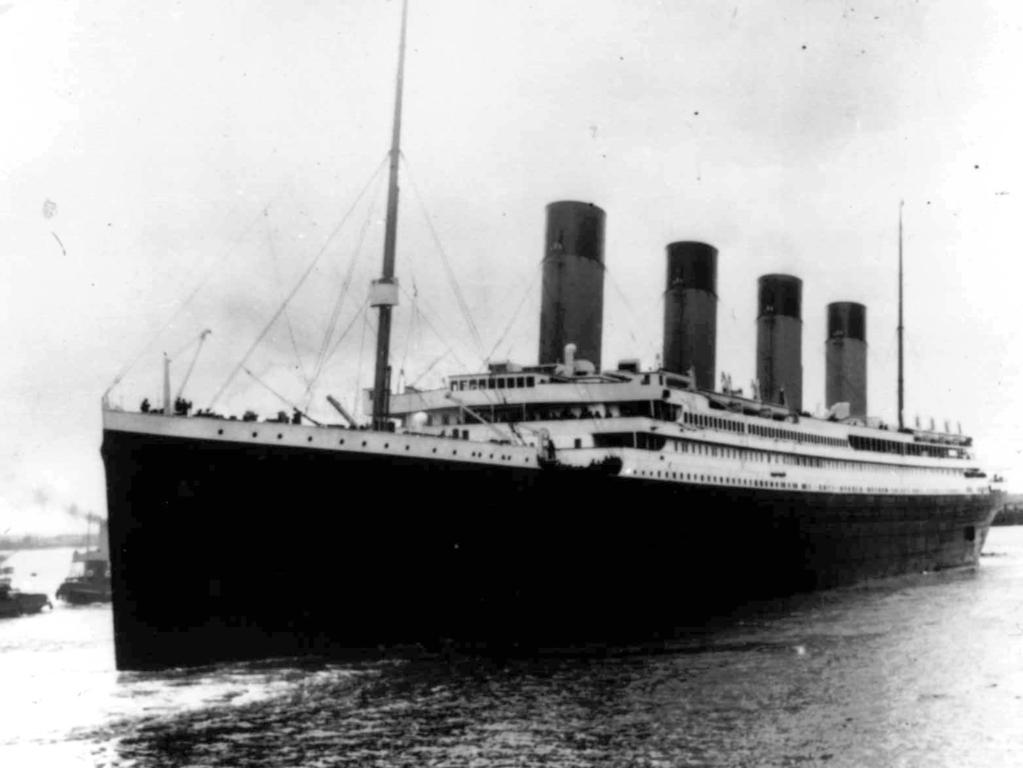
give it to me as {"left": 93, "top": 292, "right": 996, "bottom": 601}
{"left": 252, "top": 432, "right": 258, "bottom": 438}
{"left": 384, "top": 443, "right": 389, "bottom": 449}
{"left": 339, "top": 439, "right": 345, "bottom": 445}
{"left": 217, "top": 429, "right": 223, "bottom": 435}
{"left": 307, "top": 436, "right": 313, "bottom": 442}
{"left": 362, "top": 441, "right": 367, "bottom": 447}
{"left": 277, "top": 433, "right": 283, "bottom": 440}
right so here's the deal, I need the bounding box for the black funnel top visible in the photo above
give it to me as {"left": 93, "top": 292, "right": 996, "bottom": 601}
{"left": 666, "top": 242, "right": 717, "bottom": 295}
{"left": 758, "top": 274, "right": 802, "bottom": 320}
{"left": 545, "top": 201, "right": 605, "bottom": 264}
{"left": 827, "top": 302, "right": 866, "bottom": 342}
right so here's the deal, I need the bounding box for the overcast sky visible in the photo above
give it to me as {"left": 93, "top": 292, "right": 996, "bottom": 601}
{"left": 3, "top": 0, "right": 1022, "bottom": 534}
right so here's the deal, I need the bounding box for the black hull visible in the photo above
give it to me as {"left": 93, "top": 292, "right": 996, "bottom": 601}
{"left": 102, "top": 426, "right": 997, "bottom": 670}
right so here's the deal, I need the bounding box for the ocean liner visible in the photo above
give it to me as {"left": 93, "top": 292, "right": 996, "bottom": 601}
{"left": 101, "top": 1, "right": 1000, "bottom": 670}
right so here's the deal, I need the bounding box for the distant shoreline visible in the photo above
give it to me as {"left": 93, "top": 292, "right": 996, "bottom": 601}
{"left": 0, "top": 533, "right": 99, "bottom": 551}
{"left": 993, "top": 493, "right": 1023, "bottom": 526}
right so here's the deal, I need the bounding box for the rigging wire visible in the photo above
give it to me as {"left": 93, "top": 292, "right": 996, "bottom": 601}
{"left": 408, "top": 348, "right": 451, "bottom": 389}
{"left": 484, "top": 259, "right": 543, "bottom": 363}
{"left": 394, "top": 285, "right": 471, "bottom": 373}
{"left": 400, "top": 153, "right": 486, "bottom": 364}
{"left": 320, "top": 280, "right": 470, "bottom": 394}
{"left": 174, "top": 329, "right": 212, "bottom": 401}
{"left": 242, "top": 367, "right": 322, "bottom": 426}
{"left": 604, "top": 267, "right": 659, "bottom": 364}
{"left": 398, "top": 278, "right": 419, "bottom": 385}
{"left": 265, "top": 208, "right": 312, "bottom": 389}
{"left": 103, "top": 203, "right": 272, "bottom": 401}
{"left": 303, "top": 164, "right": 387, "bottom": 409}
{"left": 167, "top": 330, "right": 208, "bottom": 363}
{"left": 208, "top": 153, "right": 389, "bottom": 410}
{"left": 353, "top": 303, "right": 373, "bottom": 420}
{"left": 319, "top": 295, "right": 373, "bottom": 385}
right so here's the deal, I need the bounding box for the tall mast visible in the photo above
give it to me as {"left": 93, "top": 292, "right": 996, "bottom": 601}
{"left": 370, "top": 0, "right": 409, "bottom": 431}
{"left": 897, "top": 200, "right": 905, "bottom": 431}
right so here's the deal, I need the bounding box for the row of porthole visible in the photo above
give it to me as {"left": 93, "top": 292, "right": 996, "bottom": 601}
{"left": 633, "top": 468, "right": 805, "bottom": 491}
{"left": 633, "top": 467, "right": 925, "bottom": 495}
{"left": 216, "top": 427, "right": 531, "bottom": 463}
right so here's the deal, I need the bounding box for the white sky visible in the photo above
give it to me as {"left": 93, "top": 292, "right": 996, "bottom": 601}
{"left": 3, "top": 0, "right": 1023, "bottom": 533}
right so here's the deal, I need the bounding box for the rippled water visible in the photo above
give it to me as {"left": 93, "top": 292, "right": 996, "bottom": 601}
{"left": 3, "top": 530, "right": 1023, "bottom": 766}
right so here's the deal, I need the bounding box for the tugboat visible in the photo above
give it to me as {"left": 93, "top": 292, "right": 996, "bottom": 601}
{"left": 0, "top": 554, "right": 52, "bottom": 617}
{"left": 56, "top": 519, "right": 112, "bottom": 605}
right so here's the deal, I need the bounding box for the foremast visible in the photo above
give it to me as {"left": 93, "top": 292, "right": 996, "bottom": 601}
{"left": 370, "top": 0, "right": 409, "bottom": 431}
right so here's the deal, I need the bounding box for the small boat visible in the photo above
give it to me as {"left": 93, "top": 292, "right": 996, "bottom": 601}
{"left": 0, "top": 555, "right": 52, "bottom": 617}
{"left": 55, "top": 554, "right": 112, "bottom": 604}
{"left": 56, "top": 520, "right": 112, "bottom": 605}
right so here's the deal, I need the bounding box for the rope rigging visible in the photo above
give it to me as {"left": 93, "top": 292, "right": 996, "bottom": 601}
{"left": 353, "top": 303, "right": 372, "bottom": 421}
{"left": 243, "top": 367, "right": 322, "bottom": 426}
{"left": 400, "top": 153, "right": 487, "bottom": 365}
{"left": 484, "top": 259, "right": 544, "bottom": 363}
{"left": 302, "top": 164, "right": 387, "bottom": 411}
{"left": 102, "top": 202, "right": 273, "bottom": 402}
{"left": 397, "top": 278, "right": 420, "bottom": 388}
{"left": 320, "top": 295, "right": 373, "bottom": 393}
{"left": 408, "top": 348, "right": 452, "bottom": 390}
{"left": 208, "top": 153, "right": 389, "bottom": 410}
{"left": 174, "top": 329, "right": 212, "bottom": 401}
{"left": 265, "top": 208, "right": 312, "bottom": 389}
{"left": 604, "top": 266, "right": 659, "bottom": 365}
{"left": 390, "top": 285, "right": 472, "bottom": 374}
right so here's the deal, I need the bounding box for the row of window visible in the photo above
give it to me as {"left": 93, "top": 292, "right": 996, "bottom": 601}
{"left": 635, "top": 467, "right": 962, "bottom": 495}
{"left": 848, "top": 434, "right": 967, "bottom": 459}
{"left": 449, "top": 375, "right": 538, "bottom": 391}
{"left": 686, "top": 412, "right": 744, "bottom": 434}
{"left": 684, "top": 411, "right": 848, "bottom": 448}
{"left": 593, "top": 432, "right": 965, "bottom": 477}
{"left": 427, "top": 400, "right": 679, "bottom": 427}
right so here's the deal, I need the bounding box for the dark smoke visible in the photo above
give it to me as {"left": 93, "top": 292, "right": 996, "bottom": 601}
{"left": 65, "top": 503, "right": 106, "bottom": 525}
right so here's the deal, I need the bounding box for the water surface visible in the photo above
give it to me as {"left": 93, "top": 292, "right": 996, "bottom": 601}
{"left": 3, "top": 530, "right": 1022, "bottom": 766}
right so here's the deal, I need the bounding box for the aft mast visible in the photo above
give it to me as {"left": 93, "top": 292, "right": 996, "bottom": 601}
{"left": 370, "top": 0, "right": 409, "bottom": 431}
{"left": 897, "top": 200, "right": 905, "bottom": 431}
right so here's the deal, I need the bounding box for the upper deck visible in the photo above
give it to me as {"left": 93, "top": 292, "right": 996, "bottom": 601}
{"left": 381, "top": 361, "right": 975, "bottom": 467}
